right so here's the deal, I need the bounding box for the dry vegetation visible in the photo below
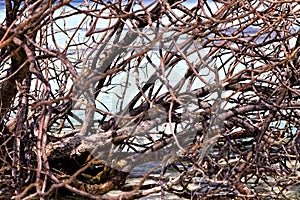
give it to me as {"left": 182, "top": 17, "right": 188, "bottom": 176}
{"left": 0, "top": 0, "right": 300, "bottom": 199}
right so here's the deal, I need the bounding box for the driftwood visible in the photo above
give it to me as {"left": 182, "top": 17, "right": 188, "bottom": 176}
{"left": 1, "top": 0, "right": 300, "bottom": 199}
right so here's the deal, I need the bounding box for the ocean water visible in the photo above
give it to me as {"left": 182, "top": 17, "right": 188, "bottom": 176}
{"left": 0, "top": 1, "right": 4, "bottom": 20}
{"left": 1, "top": 1, "right": 298, "bottom": 118}
{"left": 1, "top": 0, "right": 296, "bottom": 122}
